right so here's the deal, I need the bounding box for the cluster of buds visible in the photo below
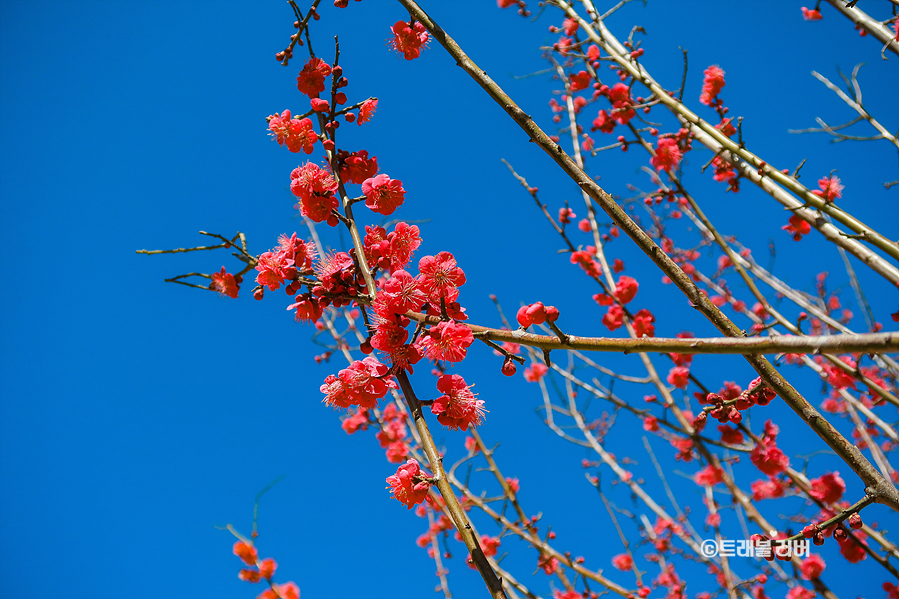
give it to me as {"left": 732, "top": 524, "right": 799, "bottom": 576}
{"left": 802, "top": 512, "right": 863, "bottom": 546}
{"left": 232, "top": 541, "right": 282, "bottom": 586}
{"left": 695, "top": 377, "right": 777, "bottom": 429}
{"left": 516, "top": 302, "right": 560, "bottom": 328}
{"left": 275, "top": 15, "right": 320, "bottom": 65}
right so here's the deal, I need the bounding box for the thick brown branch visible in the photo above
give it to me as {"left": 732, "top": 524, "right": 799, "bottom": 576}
{"left": 395, "top": 371, "right": 508, "bottom": 599}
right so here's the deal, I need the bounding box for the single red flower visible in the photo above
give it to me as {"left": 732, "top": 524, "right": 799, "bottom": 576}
{"left": 801, "top": 7, "right": 823, "bottom": 21}
{"left": 389, "top": 222, "right": 422, "bottom": 271}
{"left": 800, "top": 554, "right": 825, "bottom": 580}
{"left": 694, "top": 464, "right": 724, "bottom": 487}
{"left": 838, "top": 530, "right": 867, "bottom": 563}
{"left": 212, "top": 267, "right": 240, "bottom": 298}
{"left": 538, "top": 554, "right": 559, "bottom": 574}
{"left": 700, "top": 65, "right": 725, "bottom": 106}
{"left": 296, "top": 57, "right": 332, "bottom": 97}
{"left": 418, "top": 252, "right": 466, "bottom": 303}
{"left": 310, "top": 97, "right": 330, "bottom": 113}
{"left": 321, "top": 357, "right": 392, "bottom": 409}
{"left": 386, "top": 459, "right": 431, "bottom": 509}
{"left": 571, "top": 249, "right": 603, "bottom": 279}
{"left": 716, "top": 117, "right": 737, "bottom": 138}
{"left": 615, "top": 275, "right": 639, "bottom": 304}
{"left": 809, "top": 471, "right": 845, "bottom": 504}
{"left": 811, "top": 175, "right": 843, "bottom": 203}
{"left": 290, "top": 163, "right": 339, "bottom": 223}
{"left": 233, "top": 541, "right": 258, "bottom": 566}
{"left": 419, "top": 321, "right": 474, "bottom": 363}
{"left": 718, "top": 424, "right": 744, "bottom": 445}
{"left": 612, "top": 553, "right": 633, "bottom": 571}
{"left": 431, "top": 374, "right": 485, "bottom": 430}
{"left": 286, "top": 293, "right": 323, "bottom": 323}
{"left": 633, "top": 309, "right": 655, "bottom": 337}
{"left": 787, "top": 587, "right": 816, "bottom": 599}
{"left": 337, "top": 149, "right": 379, "bottom": 184}
{"left": 362, "top": 174, "right": 406, "bottom": 215}
{"left": 592, "top": 109, "right": 616, "bottom": 134}
{"left": 358, "top": 98, "right": 378, "bottom": 125}
{"left": 262, "top": 582, "right": 299, "bottom": 599}
{"left": 239, "top": 569, "right": 261, "bottom": 583}
{"left": 667, "top": 366, "right": 690, "bottom": 389}
{"left": 378, "top": 269, "right": 426, "bottom": 315}
{"left": 389, "top": 20, "right": 430, "bottom": 60}
{"left": 602, "top": 305, "right": 625, "bottom": 331}
{"left": 650, "top": 137, "right": 682, "bottom": 173}
{"left": 558, "top": 206, "right": 576, "bottom": 224}
{"left": 783, "top": 214, "right": 812, "bottom": 241}
{"left": 524, "top": 362, "right": 549, "bottom": 382}
{"left": 712, "top": 156, "right": 735, "bottom": 182}
{"left": 751, "top": 437, "right": 789, "bottom": 476}
{"left": 569, "top": 70, "right": 591, "bottom": 92}
{"left": 751, "top": 477, "right": 785, "bottom": 501}
{"left": 290, "top": 163, "right": 337, "bottom": 202}
{"left": 341, "top": 408, "right": 370, "bottom": 435}
{"left": 267, "top": 110, "right": 318, "bottom": 154}
{"left": 607, "top": 83, "right": 635, "bottom": 124}
{"left": 370, "top": 319, "right": 409, "bottom": 354}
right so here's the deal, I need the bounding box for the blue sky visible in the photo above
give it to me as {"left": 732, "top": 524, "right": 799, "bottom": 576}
{"left": 1, "top": 1, "right": 897, "bottom": 598}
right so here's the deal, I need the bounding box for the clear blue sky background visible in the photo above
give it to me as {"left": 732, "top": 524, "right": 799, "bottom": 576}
{"left": 1, "top": 1, "right": 897, "bottom": 598}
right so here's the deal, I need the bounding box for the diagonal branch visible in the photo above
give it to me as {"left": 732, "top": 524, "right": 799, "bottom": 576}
{"left": 823, "top": 0, "right": 899, "bottom": 58}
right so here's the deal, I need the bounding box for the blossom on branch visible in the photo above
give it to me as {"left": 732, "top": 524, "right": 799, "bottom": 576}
{"left": 378, "top": 269, "right": 426, "bottom": 315}
{"left": 418, "top": 252, "right": 466, "bottom": 303}
{"left": 700, "top": 65, "right": 726, "bottom": 106}
{"left": 602, "top": 305, "right": 625, "bottom": 331}
{"left": 750, "top": 421, "right": 790, "bottom": 476}
{"left": 290, "top": 163, "right": 339, "bottom": 223}
{"left": 694, "top": 464, "right": 724, "bottom": 487}
{"left": 337, "top": 149, "right": 378, "bottom": 184}
{"left": 233, "top": 541, "right": 257, "bottom": 566}
{"left": 633, "top": 308, "right": 655, "bottom": 337}
{"left": 809, "top": 471, "right": 845, "bottom": 503}
{"left": 296, "top": 57, "right": 332, "bottom": 97}
{"left": 524, "top": 363, "right": 548, "bottom": 382}
{"left": 321, "top": 357, "right": 392, "bottom": 409}
{"left": 801, "top": 7, "right": 823, "bottom": 21}
{"left": 614, "top": 275, "right": 639, "bottom": 304}
{"left": 211, "top": 267, "right": 240, "bottom": 298}
{"left": 812, "top": 175, "right": 843, "bottom": 203}
{"left": 389, "top": 20, "right": 430, "bottom": 60}
{"left": 650, "top": 137, "right": 682, "bottom": 173}
{"left": 386, "top": 459, "right": 431, "bottom": 509}
{"left": 783, "top": 214, "right": 812, "bottom": 241}
{"left": 419, "top": 321, "right": 474, "bottom": 363}
{"left": 431, "top": 374, "right": 485, "bottom": 430}
{"left": 267, "top": 110, "right": 318, "bottom": 154}
{"left": 362, "top": 173, "right": 406, "bottom": 215}
{"left": 259, "top": 582, "right": 299, "bottom": 599}
{"left": 358, "top": 98, "right": 378, "bottom": 126}
{"left": 612, "top": 553, "right": 633, "bottom": 571}
{"left": 667, "top": 366, "right": 691, "bottom": 389}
